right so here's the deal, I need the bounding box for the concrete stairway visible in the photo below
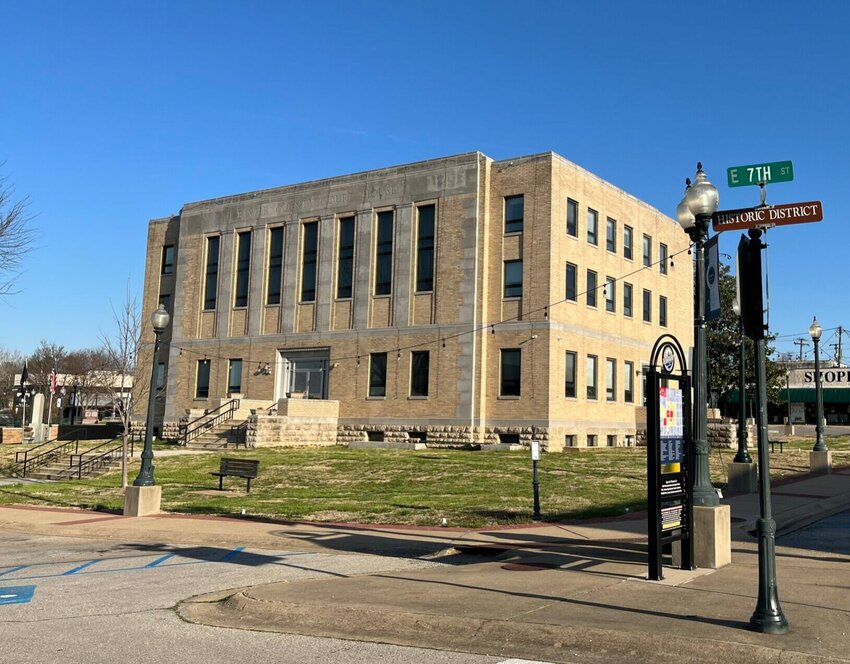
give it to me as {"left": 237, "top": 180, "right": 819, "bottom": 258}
{"left": 184, "top": 419, "right": 247, "bottom": 450}
{"left": 26, "top": 455, "right": 121, "bottom": 481}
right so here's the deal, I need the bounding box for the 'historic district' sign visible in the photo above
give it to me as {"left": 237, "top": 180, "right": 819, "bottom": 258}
{"left": 712, "top": 201, "right": 823, "bottom": 232}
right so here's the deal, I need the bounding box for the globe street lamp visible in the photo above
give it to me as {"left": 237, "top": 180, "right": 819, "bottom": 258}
{"left": 133, "top": 304, "right": 170, "bottom": 487}
{"left": 676, "top": 163, "right": 720, "bottom": 507}
{"left": 731, "top": 298, "right": 752, "bottom": 463}
{"left": 809, "top": 317, "right": 827, "bottom": 452}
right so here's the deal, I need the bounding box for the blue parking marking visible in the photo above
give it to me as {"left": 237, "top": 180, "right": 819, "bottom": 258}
{"left": 0, "top": 585, "right": 36, "bottom": 605}
{"left": 220, "top": 547, "right": 245, "bottom": 561}
{"left": 63, "top": 560, "right": 101, "bottom": 576}
{"left": 0, "top": 566, "right": 28, "bottom": 577}
{"left": 145, "top": 553, "right": 176, "bottom": 568}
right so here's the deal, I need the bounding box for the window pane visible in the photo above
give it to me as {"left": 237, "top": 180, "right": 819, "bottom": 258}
{"left": 369, "top": 353, "right": 387, "bottom": 397}
{"left": 605, "top": 277, "right": 615, "bottom": 312}
{"left": 587, "top": 209, "right": 598, "bottom": 245}
{"left": 196, "top": 360, "right": 211, "bottom": 399}
{"left": 606, "top": 358, "right": 616, "bottom": 401}
{"left": 660, "top": 243, "right": 668, "bottom": 274}
{"left": 643, "top": 234, "right": 652, "bottom": 267}
{"left": 267, "top": 227, "right": 284, "bottom": 305}
{"left": 500, "top": 349, "right": 521, "bottom": 396}
{"left": 586, "top": 355, "right": 597, "bottom": 399}
{"left": 624, "top": 225, "right": 633, "bottom": 259}
{"left": 624, "top": 282, "right": 633, "bottom": 317}
{"left": 161, "top": 245, "right": 174, "bottom": 275}
{"left": 566, "top": 263, "right": 577, "bottom": 301}
{"left": 301, "top": 222, "right": 318, "bottom": 302}
{"left": 416, "top": 205, "right": 435, "bottom": 292}
{"left": 565, "top": 351, "right": 576, "bottom": 398}
{"left": 606, "top": 218, "right": 616, "bottom": 252}
{"left": 337, "top": 217, "right": 355, "bottom": 298}
{"left": 504, "top": 260, "right": 523, "bottom": 298}
{"left": 586, "top": 270, "right": 597, "bottom": 307}
{"left": 643, "top": 289, "right": 651, "bottom": 322}
{"left": 411, "top": 351, "right": 430, "bottom": 397}
{"left": 660, "top": 295, "right": 668, "bottom": 327}
{"left": 375, "top": 211, "right": 394, "bottom": 295}
{"left": 234, "top": 231, "right": 251, "bottom": 308}
{"left": 505, "top": 195, "right": 523, "bottom": 234}
{"left": 228, "top": 359, "right": 242, "bottom": 393}
{"left": 567, "top": 199, "right": 578, "bottom": 237}
{"left": 159, "top": 293, "right": 171, "bottom": 316}
{"left": 204, "top": 236, "right": 220, "bottom": 310}
{"left": 624, "top": 361, "right": 634, "bottom": 402}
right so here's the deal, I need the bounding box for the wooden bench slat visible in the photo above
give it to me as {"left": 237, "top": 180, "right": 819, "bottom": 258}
{"left": 211, "top": 457, "right": 260, "bottom": 493}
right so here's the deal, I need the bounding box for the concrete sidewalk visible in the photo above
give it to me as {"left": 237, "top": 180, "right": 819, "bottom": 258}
{"left": 2, "top": 467, "right": 849, "bottom": 663}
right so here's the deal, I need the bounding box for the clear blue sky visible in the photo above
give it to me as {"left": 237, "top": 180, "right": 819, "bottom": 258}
{"left": 1, "top": 1, "right": 847, "bottom": 362}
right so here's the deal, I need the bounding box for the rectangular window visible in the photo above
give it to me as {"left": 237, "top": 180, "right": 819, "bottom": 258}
{"left": 410, "top": 351, "right": 430, "bottom": 397}
{"left": 587, "top": 434, "right": 598, "bottom": 447}
{"left": 567, "top": 198, "right": 578, "bottom": 237}
{"left": 267, "top": 227, "right": 284, "bottom": 305}
{"left": 228, "top": 359, "right": 242, "bottom": 394}
{"left": 369, "top": 353, "right": 387, "bottom": 397}
{"left": 159, "top": 293, "right": 171, "bottom": 316}
{"left": 624, "top": 361, "right": 635, "bottom": 403}
{"left": 606, "top": 358, "right": 616, "bottom": 401}
{"left": 643, "top": 234, "right": 652, "bottom": 267}
{"left": 565, "top": 351, "right": 577, "bottom": 398}
{"left": 156, "top": 362, "right": 166, "bottom": 390}
{"left": 660, "top": 243, "right": 668, "bottom": 275}
{"left": 587, "top": 355, "right": 598, "bottom": 400}
{"left": 605, "top": 277, "right": 616, "bottom": 313}
{"left": 500, "top": 349, "right": 521, "bottom": 397}
{"left": 375, "top": 210, "right": 394, "bottom": 296}
{"left": 641, "top": 363, "right": 648, "bottom": 406}
{"left": 196, "top": 359, "right": 211, "bottom": 399}
{"left": 660, "top": 295, "right": 668, "bottom": 327}
{"left": 607, "top": 435, "right": 617, "bottom": 447}
{"left": 337, "top": 216, "right": 355, "bottom": 299}
{"left": 643, "top": 289, "right": 652, "bottom": 322}
{"left": 234, "top": 231, "right": 251, "bottom": 308}
{"left": 416, "top": 205, "right": 435, "bottom": 292}
{"left": 203, "top": 236, "right": 220, "bottom": 310}
{"left": 301, "top": 222, "right": 319, "bottom": 302}
{"left": 624, "top": 282, "right": 633, "bottom": 317}
{"left": 505, "top": 195, "right": 524, "bottom": 234}
{"left": 606, "top": 218, "right": 616, "bottom": 252}
{"left": 504, "top": 260, "right": 523, "bottom": 298}
{"left": 586, "top": 269, "right": 597, "bottom": 307}
{"left": 161, "top": 245, "right": 174, "bottom": 275}
{"left": 587, "top": 208, "right": 598, "bottom": 245}
{"left": 624, "top": 225, "right": 633, "bottom": 260}
{"left": 566, "top": 262, "right": 577, "bottom": 301}
{"left": 565, "top": 434, "right": 577, "bottom": 448}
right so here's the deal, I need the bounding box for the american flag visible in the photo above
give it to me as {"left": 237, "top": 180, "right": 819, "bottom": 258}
{"left": 49, "top": 368, "right": 58, "bottom": 395}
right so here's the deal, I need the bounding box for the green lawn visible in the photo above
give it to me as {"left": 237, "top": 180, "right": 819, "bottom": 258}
{"left": 1, "top": 439, "right": 844, "bottom": 528}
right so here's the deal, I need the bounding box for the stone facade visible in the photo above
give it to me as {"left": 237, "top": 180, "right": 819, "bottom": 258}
{"left": 139, "top": 152, "right": 693, "bottom": 450}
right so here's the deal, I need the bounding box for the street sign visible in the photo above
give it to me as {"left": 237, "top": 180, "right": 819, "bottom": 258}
{"left": 712, "top": 201, "right": 823, "bottom": 232}
{"left": 727, "top": 160, "right": 793, "bottom": 187}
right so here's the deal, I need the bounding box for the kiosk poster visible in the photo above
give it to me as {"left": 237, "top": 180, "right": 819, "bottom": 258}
{"left": 658, "top": 386, "right": 684, "bottom": 475}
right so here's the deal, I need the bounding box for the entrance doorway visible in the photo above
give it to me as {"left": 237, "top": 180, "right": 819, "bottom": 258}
{"left": 275, "top": 349, "right": 330, "bottom": 400}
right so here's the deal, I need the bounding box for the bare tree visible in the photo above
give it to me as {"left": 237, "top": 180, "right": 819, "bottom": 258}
{"left": 0, "top": 345, "right": 24, "bottom": 409}
{"left": 0, "top": 170, "right": 36, "bottom": 295}
{"left": 100, "top": 283, "right": 142, "bottom": 488}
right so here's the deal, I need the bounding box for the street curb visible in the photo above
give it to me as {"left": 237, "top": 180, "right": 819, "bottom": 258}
{"left": 735, "top": 489, "right": 850, "bottom": 538}
{"left": 178, "top": 590, "right": 850, "bottom": 664}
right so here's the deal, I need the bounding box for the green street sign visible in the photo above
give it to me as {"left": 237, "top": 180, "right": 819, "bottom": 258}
{"left": 727, "top": 160, "right": 793, "bottom": 187}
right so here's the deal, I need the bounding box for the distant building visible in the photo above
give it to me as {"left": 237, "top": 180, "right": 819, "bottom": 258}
{"left": 140, "top": 151, "right": 693, "bottom": 449}
{"left": 775, "top": 361, "right": 850, "bottom": 425}
{"left": 12, "top": 371, "right": 133, "bottom": 423}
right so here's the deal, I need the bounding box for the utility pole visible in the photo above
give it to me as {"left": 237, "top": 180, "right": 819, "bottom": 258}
{"left": 837, "top": 326, "right": 843, "bottom": 365}
{"left": 793, "top": 338, "right": 809, "bottom": 362}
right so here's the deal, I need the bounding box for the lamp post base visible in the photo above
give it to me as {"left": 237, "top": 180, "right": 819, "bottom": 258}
{"left": 727, "top": 462, "right": 758, "bottom": 494}
{"left": 809, "top": 450, "right": 832, "bottom": 475}
{"left": 123, "top": 485, "right": 162, "bottom": 517}
{"left": 693, "top": 504, "right": 731, "bottom": 569}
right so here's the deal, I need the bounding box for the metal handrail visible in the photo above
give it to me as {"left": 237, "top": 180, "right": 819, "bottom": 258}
{"left": 229, "top": 422, "right": 248, "bottom": 448}
{"left": 14, "top": 427, "right": 88, "bottom": 465}
{"left": 68, "top": 436, "right": 133, "bottom": 468}
{"left": 180, "top": 399, "right": 240, "bottom": 446}
{"left": 49, "top": 442, "right": 127, "bottom": 480}
{"left": 16, "top": 437, "right": 80, "bottom": 477}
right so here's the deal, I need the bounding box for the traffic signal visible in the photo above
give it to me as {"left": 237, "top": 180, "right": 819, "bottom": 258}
{"left": 736, "top": 233, "right": 765, "bottom": 340}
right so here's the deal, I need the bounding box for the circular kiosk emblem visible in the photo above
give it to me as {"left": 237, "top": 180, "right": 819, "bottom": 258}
{"left": 661, "top": 345, "right": 676, "bottom": 373}
{"left": 707, "top": 265, "right": 716, "bottom": 287}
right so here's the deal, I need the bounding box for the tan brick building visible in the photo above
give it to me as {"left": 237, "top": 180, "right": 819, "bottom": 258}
{"left": 141, "top": 151, "right": 693, "bottom": 450}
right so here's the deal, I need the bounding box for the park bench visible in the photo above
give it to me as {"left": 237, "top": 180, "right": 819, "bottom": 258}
{"left": 210, "top": 457, "right": 260, "bottom": 493}
{"left": 769, "top": 440, "right": 785, "bottom": 453}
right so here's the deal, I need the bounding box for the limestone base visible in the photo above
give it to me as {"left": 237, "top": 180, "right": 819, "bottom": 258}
{"left": 727, "top": 462, "right": 758, "bottom": 494}
{"left": 123, "top": 485, "right": 162, "bottom": 516}
{"left": 809, "top": 450, "right": 832, "bottom": 474}
{"left": 693, "top": 504, "right": 731, "bottom": 569}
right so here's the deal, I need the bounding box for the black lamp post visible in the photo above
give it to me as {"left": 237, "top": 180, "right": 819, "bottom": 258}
{"left": 71, "top": 379, "right": 79, "bottom": 425}
{"left": 676, "top": 163, "right": 720, "bottom": 507}
{"left": 133, "top": 304, "right": 170, "bottom": 487}
{"left": 731, "top": 297, "right": 752, "bottom": 463}
{"left": 809, "top": 317, "right": 827, "bottom": 452}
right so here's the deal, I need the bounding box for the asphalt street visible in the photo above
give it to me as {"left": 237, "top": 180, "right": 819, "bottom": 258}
{"left": 0, "top": 531, "right": 548, "bottom": 664}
